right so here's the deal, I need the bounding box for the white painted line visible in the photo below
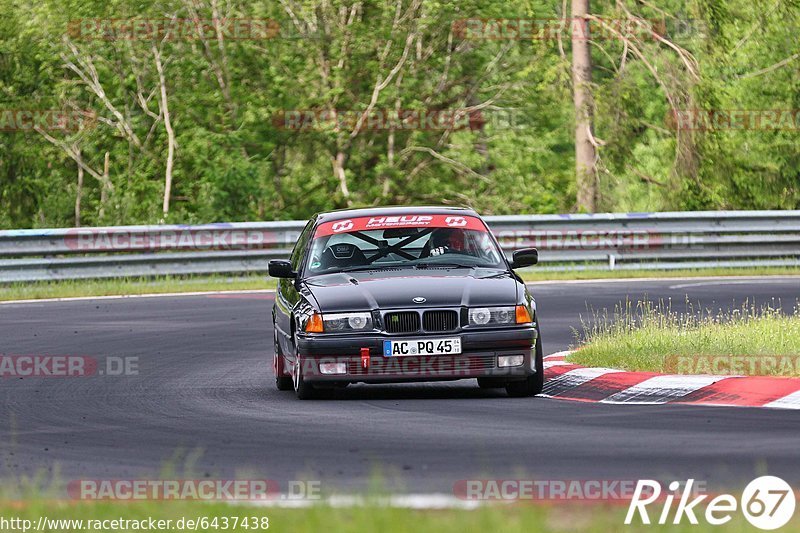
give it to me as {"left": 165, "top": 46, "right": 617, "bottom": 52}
{"left": 601, "top": 375, "right": 726, "bottom": 404}
{"left": 542, "top": 367, "right": 620, "bottom": 395}
{"left": 544, "top": 350, "right": 574, "bottom": 360}
{"left": 669, "top": 278, "right": 800, "bottom": 289}
{"left": 4, "top": 274, "right": 796, "bottom": 304}
{"left": 243, "top": 494, "right": 483, "bottom": 510}
{"left": 543, "top": 360, "right": 576, "bottom": 369}
{"left": 764, "top": 390, "right": 800, "bottom": 410}
{"left": 527, "top": 275, "right": 800, "bottom": 287}
{"left": 0, "top": 289, "right": 276, "bottom": 305}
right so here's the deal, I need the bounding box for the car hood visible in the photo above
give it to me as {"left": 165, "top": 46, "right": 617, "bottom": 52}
{"left": 302, "top": 268, "right": 520, "bottom": 312}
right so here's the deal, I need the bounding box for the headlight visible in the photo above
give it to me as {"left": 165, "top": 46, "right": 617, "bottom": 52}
{"left": 321, "top": 312, "right": 373, "bottom": 332}
{"left": 468, "top": 306, "right": 516, "bottom": 326}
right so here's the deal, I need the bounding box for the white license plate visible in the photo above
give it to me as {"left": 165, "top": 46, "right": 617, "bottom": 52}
{"left": 383, "top": 337, "right": 462, "bottom": 357}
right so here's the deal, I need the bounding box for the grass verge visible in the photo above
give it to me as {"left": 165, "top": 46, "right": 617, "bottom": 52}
{"left": 0, "top": 266, "right": 798, "bottom": 302}
{"left": 0, "top": 275, "right": 275, "bottom": 302}
{"left": 572, "top": 300, "right": 800, "bottom": 376}
{"left": 0, "top": 499, "right": 760, "bottom": 532}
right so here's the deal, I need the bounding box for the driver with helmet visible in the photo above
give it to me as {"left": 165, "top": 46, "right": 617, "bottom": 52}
{"left": 427, "top": 228, "right": 467, "bottom": 256}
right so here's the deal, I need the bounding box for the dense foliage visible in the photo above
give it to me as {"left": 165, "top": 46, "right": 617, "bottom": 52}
{"left": 1, "top": 0, "right": 798, "bottom": 228}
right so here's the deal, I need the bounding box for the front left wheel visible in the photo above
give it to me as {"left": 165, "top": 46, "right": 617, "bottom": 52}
{"left": 505, "top": 328, "right": 544, "bottom": 398}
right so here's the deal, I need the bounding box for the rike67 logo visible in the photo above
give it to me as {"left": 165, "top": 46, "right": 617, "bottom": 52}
{"left": 626, "top": 476, "right": 796, "bottom": 530}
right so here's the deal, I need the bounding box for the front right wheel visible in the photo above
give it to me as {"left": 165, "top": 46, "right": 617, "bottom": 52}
{"left": 505, "top": 328, "right": 544, "bottom": 398}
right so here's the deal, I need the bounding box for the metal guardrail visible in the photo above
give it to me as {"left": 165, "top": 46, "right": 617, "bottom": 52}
{"left": 0, "top": 210, "right": 799, "bottom": 282}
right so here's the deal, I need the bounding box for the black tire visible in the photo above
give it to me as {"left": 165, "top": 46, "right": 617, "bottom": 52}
{"left": 505, "top": 328, "right": 544, "bottom": 398}
{"left": 275, "top": 369, "right": 293, "bottom": 391}
{"left": 273, "top": 329, "right": 293, "bottom": 391}
{"left": 293, "top": 353, "right": 317, "bottom": 400}
{"left": 477, "top": 377, "right": 504, "bottom": 389}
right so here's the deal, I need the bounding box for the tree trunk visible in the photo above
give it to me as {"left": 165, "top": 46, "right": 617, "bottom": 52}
{"left": 75, "top": 147, "right": 83, "bottom": 227}
{"left": 99, "top": 152, "right": 110, "bottom": 221}
{"left": 571, "top": 0, "right": 598, "bottom": 212}
{"left": 331, "top": 150, "right": 351, "bottom": 206}
{"left": 383, "top": 127, "right": 395, "bottom": 198}
{"left": 154, "top": 45, "right": 175, "bottom": 220}
{"left": 271, "top": 144, "right": 286, "bottom": 213}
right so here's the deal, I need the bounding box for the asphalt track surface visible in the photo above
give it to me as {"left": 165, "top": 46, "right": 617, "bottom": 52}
{"left": 1, "top": 277, "right": 799, "bottom": 494}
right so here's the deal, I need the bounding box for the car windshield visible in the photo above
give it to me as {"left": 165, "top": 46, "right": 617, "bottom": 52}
{"left": 304, "top": 215, "right": 506, "bottom": 276}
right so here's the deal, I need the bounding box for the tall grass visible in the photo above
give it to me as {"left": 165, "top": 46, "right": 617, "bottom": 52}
{"left": 0, "top": 498, "right": 764, "bottom": 533}
{"left": 571, "top": 299, "right": 800, "bottom": 376}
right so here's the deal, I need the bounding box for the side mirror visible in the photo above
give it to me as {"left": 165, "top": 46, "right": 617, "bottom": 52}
{"left": 268, "top": 260, "right": 296, "bottom": 278}
{"left": 511, "top": 248, "right": 538, "bottom": 269}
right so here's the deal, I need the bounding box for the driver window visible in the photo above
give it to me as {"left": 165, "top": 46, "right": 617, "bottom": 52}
{"left": 290, "top": 219, "right": 314, "bottom": 270}
{"left": 472, "top": 232, "right": 501, "bottom": 262}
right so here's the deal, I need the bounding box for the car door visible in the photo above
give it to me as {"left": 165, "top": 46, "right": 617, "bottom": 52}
{"left": 274, "top": 217, "right": 315, "bottom": 357}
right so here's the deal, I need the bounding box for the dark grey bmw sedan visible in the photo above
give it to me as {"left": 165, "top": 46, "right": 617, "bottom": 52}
{"left": 269, "top": 206, "right": 541, "bottom": 399}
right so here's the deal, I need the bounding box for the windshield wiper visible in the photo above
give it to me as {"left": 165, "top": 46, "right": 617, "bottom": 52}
{"left": 337, "top": 265, "right": 382, "bottom": 273}
{"left": 414, "top": 262, "right": 474, "bottom": 269}
{"left": 335, "top": 262, "right": 477, "bottom": 273}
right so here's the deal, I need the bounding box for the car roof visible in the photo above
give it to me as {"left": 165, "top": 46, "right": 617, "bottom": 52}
{"left": 315, "top": 205, "right": 480, "bottom": 223}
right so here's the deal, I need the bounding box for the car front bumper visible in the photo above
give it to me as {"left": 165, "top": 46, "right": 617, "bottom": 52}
{"left": 295, "top": 326, "right": 538, "bottom": 384}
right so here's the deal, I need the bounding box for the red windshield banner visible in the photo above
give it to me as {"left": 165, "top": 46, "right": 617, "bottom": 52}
{"left": 314, "top": 214, "right": 488, "bottom": 237}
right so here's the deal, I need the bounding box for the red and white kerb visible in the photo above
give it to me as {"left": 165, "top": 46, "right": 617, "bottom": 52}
{"left": 314, "top": 214, "right": 488, "bottom": 238}
{"left": 541, "top": 352, "right": 800, "bottom": 409}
